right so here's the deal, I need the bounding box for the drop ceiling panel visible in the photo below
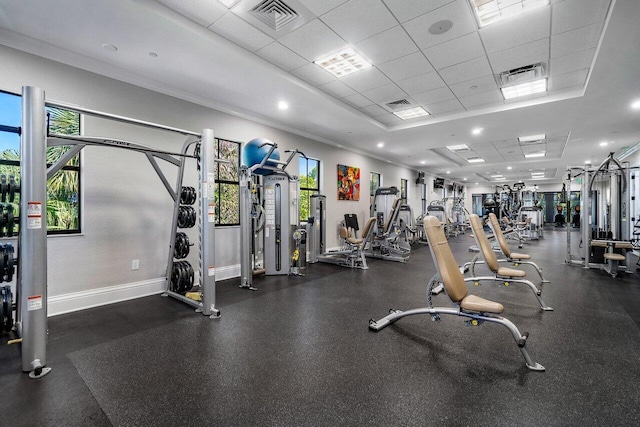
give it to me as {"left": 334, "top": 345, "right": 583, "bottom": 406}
{"left": 342, "top": 92, "right": 374, "bottom": 108}
{"left": 320, "top": 0, "right": 397, "bottom": 44}
{"left": 255, "top": 42, "right": 309, "bottom": 71}
{"left": 550, "top": 48, "right": 595, "bottom": 76}
{"left": 209, "top": 12, "right": 274, "bottom": 52}
{"left": 291, "top": 62, "right": 336, "bottom": 85}
{"left": 402, "top": 0, "right": 477, "bottom": 51}
{"left": 548, "top": 68, "right": 588, "bottom": 92}
{"left": 550, "top": 22, "right": 603, "bottom": 58}
{"left": 439, "top": 56, "right": 493, "bottom": 86}
{"left": 319, "top": 80, "right": 357, "bottom": 98}
{"left": 383, "top": 0, "right": 456, "bottom": 23}
{"left": 157, "top": 0, "right": 227, "bottom": 27}
{"left": 397, "top": 72, "right": 446, "bottom": 95}
{"left": 551, "top": 0, "right": 611, "bottom": 35}
{"left": 298, "top": 0, "right": 348, "bottom": 16}
{"left": 412, "top": 86, "right": 456, "bottom": 105}
{"left": 360, "top": 104, "right": 389, "bottom": 116}
{"left": 361, "top": 83, "right": 407, "bottom": 104}
{"left": 354, "top": 26, "right": 418, "bottom": 65}
{"left": 278, "top": 19, "right": 347, "bottom": 61}
{"left": 424, "top": 98, "right": 464, "bottom": 115}
{"left": 488, "top": 37, "right": 549, "bottom": 74}
{"left": 449, "top": 75, "right": 498, "bottom": 98}
{"left": 377, "top": 52, "right": 434, "bottom": 81}
{"left": 479, "top": 6, "right": 551, "bottom": 54}
{"left": 376, "top": 113, "right": 404, "bottom": 125}
{"left": 423, "top": 32, "right": 485, "bottom": 69}
{"left": 459, "top": 89, "right": 504, "bottom": 109}
{"left": 340, "top": 67, "right": 393, "bottom": 92}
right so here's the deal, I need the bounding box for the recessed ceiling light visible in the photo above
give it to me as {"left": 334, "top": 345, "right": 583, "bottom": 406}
{"left": 524, "top": 152, "right": 545, "bottom": 158}
{"left": 475, "top": 182, "right": 479, "bottom": 185}
{"left": 467, "top": 158, "right": 485, "bottom": 163}
{"left": 393, "top": 107, "right": 430, "bottom": 120}
{"left": 463, "top": 178, "right": 468, "bottom": 181}
{"left": 470, "top": 0, "right": 550, "bottom": 27}
{"left": 278, "top": 101, "right": 288, "bottom": 110}
{"left": 501, "top": 79, "right": 547, "bottom": 100}
{"left": 446, "top": 144, "right": 469, "bottom": 152}
{"left": 507, "top": 166, "right": 513, "bottom": 170}
{"left": 101, "top": 43, "right": 117, "bottom": 51}
{"left": 446, "top": 171, "right": 451, "bottom": 174}
{"left": 472, "top": 127, "right": 483, "bottom": 135}
{"left": 631, "top": 100, "right": 640, "bottom": 109}
{"left": 377, "top": 142, "right": 384, "bottom": 148}
{"left": 518, "top": 134, "right": 546, "bottom": 143}
{"left": 585, "top": 160, "right": 592, "bottom": 164}
{"left": 420, "top": 160, "right": 426, "bottom": 164}
{"left": 599, "top": 141, "right": 608, "bottom": 146}
{"left": 217, "top": 0, "right": 240, "bottom": 7}
{"left": 314, "top": 47, "right": 372, "bottom": 78}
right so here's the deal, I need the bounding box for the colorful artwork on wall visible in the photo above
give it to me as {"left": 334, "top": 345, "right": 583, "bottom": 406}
{"left": 337, "top": 164, "right": 360, "bottom": 201}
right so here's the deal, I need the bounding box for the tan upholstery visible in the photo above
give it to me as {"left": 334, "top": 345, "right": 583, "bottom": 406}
{"left": 591, "top": 240, "right": 608, "bottom": 247}
{"left": 384, "top": 198, "right": 401, "bottom": 233}
{"left": 339, "top": 227, "right": 350, "bottom": 239}
{"left": 603, "top": 253, "right": 626, "bottom": 261}
{"left": 361, "top": 217, "right": 376, "bottom": 243}
{"left": 424, "top": 216, "right": 504, "bottom": 313}
{"left": 488, "top": 213, "right": 512, "bottom": 256}
{"left": 615, "top": 242, "right": 633, "bottom": 249}
{"left": 509, "top": 252, "right": 531, "bottom": 260}
{"left": 497, "top": 267, "right": 527, "bottom": 277}
{"left": 469, "top": 214, "right": 500, "bottom": 272}
{"left": 423, "top": 216, "right": 468, "bottom": 303}
{"left": 460, "top": 294, "right": 504, "bottom": 314}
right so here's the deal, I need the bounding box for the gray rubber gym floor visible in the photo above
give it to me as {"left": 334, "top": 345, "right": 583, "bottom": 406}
{"left": 1, "top": 228, "right": 639, "bottom": 426}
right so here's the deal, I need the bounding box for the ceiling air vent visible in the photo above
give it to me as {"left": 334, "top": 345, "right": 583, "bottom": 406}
{"left": 498, "top": 62, "right": 545, "bottom": 86}
{"left": 250, "top": 0, "right": 299, "bottom": 31}
{"left": 385, "top": 99, "right": 412, "bottom": 111}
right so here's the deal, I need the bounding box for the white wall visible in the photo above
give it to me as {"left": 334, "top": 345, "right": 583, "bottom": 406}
{"left": 1, "top": 45, "right": 425, "bottom": 308}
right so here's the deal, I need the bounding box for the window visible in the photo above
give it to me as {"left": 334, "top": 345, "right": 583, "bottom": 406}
{"left": 0, "top": 90, "right": 81, "bottom": 234}
{"left": 299, "top": 156, "right": 320, "bottom": 222}
{"left": 370, "top": 172, "right": 381, "bottom": 196}
{"left": 214, "top": 138, "right": 240, "bottom": 226}
{"left": 400, "top": 178, "right": 407, "bottom": 203}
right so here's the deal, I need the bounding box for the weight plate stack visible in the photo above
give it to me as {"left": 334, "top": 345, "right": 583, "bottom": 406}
{"left": 177, "top": 206, "right": 196, "bottom": 228}
{"left": 171, "top": 261, "right": 194, "bottom": 294}
{"left": 1, "top": 285, "right": 12, "bottom": 333}
{"left": 4, "top": 243, "right": 14, "bottom": 283}
{"left": 180, "top": 186, "right": 197, "bottom": 205}
{"left": 174, "top": 232, "right": 190, "bottom": 259}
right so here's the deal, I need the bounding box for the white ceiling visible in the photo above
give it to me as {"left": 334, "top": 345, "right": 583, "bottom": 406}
{"left": 0, "top": 0, "right": 639, "bottom": 187}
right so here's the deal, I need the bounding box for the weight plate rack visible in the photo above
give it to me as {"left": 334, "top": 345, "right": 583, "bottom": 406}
{"left": 171, "top": 186, "right": 197, "bottom": 294}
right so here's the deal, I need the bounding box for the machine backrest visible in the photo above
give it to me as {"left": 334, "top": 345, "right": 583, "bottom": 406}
{"left": 423, "top": 216, "right": 468, "bottom": 303}
{"left": 339, "top": 226, "right": 350, "bottom": 239}
{"left": 361, "top": 217, "right": 376, "bottom": 244}
{"left": 384, "top": 198, "right": 401, "bottom": 233}
{"left": 487, "top": 213, "right": 511, "bottom": 257}
{"left": 469, "top": 214, "right": 499, "bottom": 272}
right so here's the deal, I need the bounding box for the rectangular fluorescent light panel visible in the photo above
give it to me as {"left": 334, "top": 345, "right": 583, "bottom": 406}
{"left": 471, "top": 0, "right": 549, "bottom": 27}
{"left": 393, "top": 107, "right": 430, "bottom": 120}
{"left": 467, "top": 158, "right": 485, "bottom": 163}
{"left": 491, "top": 175, "right": 504, "bottom": 178}
{"left": 525, "top": 152, "right": 546, "bottom": 158}
{"left": 446, "top": 144, "right": 470, "bottom": 152}
{"left": 519, "top": 134, "right": 546, "bottom": 143}
{"left": 314, "top": 48, "right": 372, "bottom": 78}
{"left": 501, "top": 79, "right": 547, "bottom": 100}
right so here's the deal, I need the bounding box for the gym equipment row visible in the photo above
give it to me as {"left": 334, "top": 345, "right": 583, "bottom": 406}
{"left": 369, "top": 216, "right": 545, "bottom": 371}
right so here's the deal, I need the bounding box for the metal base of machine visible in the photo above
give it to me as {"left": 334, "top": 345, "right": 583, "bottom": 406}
{"left": 28, "top": 366, "right": 52, "bottom": 379}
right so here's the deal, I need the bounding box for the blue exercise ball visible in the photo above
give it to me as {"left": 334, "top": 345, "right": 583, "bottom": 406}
{"left": 242, "top": 137, "right": 280, "bottom": 175}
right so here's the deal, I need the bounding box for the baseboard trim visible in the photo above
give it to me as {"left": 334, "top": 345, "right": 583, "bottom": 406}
{"left": 48, "top": 264, "right": 243, "bottom": 316}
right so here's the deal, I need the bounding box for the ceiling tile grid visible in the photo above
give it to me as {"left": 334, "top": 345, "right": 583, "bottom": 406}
{"left": 159, "top": 0, "right": 612, "bottom": 127}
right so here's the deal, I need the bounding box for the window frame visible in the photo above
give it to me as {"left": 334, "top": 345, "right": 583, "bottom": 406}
{"left": 370, "top": 171, "right": 381, "bottom": 196}
{"left": 214, "top": 138, "right": 241, "bottom": 227}
{"left": 400, "top": 178, "right": 407, "bottom": 203}
{"left": 299, "top": 156, "right": 320, "bottom": 222}
{"left": 0, "top": 89, "right": 82, "bottom": 235}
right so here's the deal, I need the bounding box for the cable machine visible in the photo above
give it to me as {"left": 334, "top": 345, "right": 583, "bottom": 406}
{"left": 14, "top": 86, "right": 223, "bottom": 378}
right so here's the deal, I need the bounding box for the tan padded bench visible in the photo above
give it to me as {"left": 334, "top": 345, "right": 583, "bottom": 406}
{"left": 603, "top": 253, "right": 626, "bottom": 261}
{"left": 590, "top": 240, "right": 608, "bottom": 247}
{"left": 615, "top": 242, "right": 633, "bottom": 250}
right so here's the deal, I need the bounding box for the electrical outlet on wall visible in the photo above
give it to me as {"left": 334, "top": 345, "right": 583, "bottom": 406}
{"left": 132, "top": 259, "right": 139, "bottom": 270}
